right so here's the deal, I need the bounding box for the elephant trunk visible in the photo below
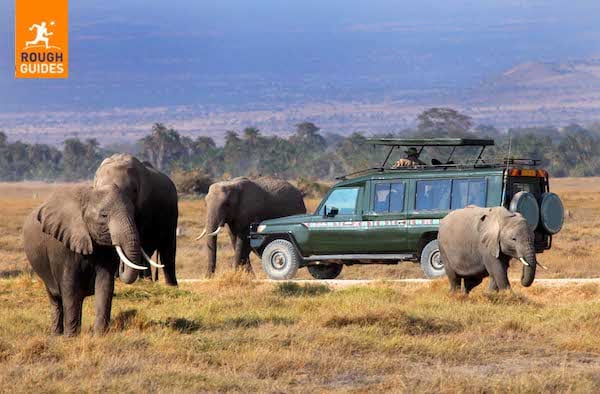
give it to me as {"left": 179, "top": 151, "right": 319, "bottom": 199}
{"left": 520, "top": 248, "right": 537, "bottom": 287}
{"left": 110, "top": 215, "right": 143, "bottom": 284}
{"left": 205, "top": 215, "right": 222, "bottom": 277}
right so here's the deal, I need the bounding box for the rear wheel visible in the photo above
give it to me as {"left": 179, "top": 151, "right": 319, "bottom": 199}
{"left": 420, "top": 239, "right": 445, "bottom": 278}
{"left": 307, "top": 263, "right": 343, "bottom": 279}
{"left": 261, "top": 239, "right": 300, "bottom": 280}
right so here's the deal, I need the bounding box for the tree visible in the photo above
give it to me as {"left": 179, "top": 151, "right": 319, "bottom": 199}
{"left": 62, "top": 138, "right": 102, "bottom": 180}
{"left": 140, "top": 123, "right": 187, "bottom": 171}
{"left": 290, "top": 122, "right": 326, "bottom": 153}
{"left": 417, "top": 108, "right": 473, "bottom": 137}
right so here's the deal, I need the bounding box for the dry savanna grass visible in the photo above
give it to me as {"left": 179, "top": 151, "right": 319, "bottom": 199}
{"left": 0, "top": 179, "right": 599, "bottom": 392}
{"left": 1, "top": 178, "right": 599, "bottom": 280}
{"left": 0, "top": 275, "right": 598, "bottom": 392}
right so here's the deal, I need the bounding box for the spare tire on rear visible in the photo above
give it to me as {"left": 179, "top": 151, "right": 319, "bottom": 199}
{"left": 539, "top": 192, "right": 564, "bottom": 234}
{"left": 509, "top": 191, "right": 539, "bottom": 231}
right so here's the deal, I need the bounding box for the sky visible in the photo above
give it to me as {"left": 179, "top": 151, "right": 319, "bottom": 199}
{"left": 1, "top": 0, "right": 600, "bottom": 113}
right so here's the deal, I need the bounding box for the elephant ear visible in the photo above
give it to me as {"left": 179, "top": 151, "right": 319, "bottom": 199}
{"left": 478, "top": 211, "right": 501, "bottom": 258}
{"left": 37, "top": 187, "right": 93, "bottom": 255}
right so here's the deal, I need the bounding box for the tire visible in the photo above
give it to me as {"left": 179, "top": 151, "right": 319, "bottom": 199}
{"left": 261, "top": 239, "right": 300, "bottom": 280}
{"left": 420, "top": 239, "right": 446, "bottom": 278}
{"left": 307, "top": 263, "right": 343, "bottom": 279}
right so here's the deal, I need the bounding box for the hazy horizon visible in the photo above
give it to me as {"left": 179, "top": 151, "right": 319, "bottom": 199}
{"left": 1, "top": 0, "right": 600, "bottom": 143}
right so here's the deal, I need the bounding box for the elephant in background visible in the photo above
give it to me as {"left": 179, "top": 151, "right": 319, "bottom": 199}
{"left": 438, "top": 206, "right": 539, "bottom": 293}
{"left": 198, "top": 177, "right": 306, "bottom": 276}
{"left": 23, "top": 185, "right": 154, "bottom": 336}
{"left": 94, "top": 154, "right": 178, "bottom": 286}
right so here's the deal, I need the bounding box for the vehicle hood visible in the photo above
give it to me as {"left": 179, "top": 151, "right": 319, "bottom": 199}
{"left": 259, "top": 213, "right": 318, "bottom": 226}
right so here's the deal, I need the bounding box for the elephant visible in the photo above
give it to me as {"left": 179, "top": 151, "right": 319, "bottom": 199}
{"left": 197, "top": 177, "right": 306, "bottom": 276}
{"left": 23, "top": 185, "right": 157, "bottom": 336}
{"left": 93, "top": 154, "right": 178, "bottom": 286}
{"left": 438, "top": 206, "right": 539, "bottom": 293}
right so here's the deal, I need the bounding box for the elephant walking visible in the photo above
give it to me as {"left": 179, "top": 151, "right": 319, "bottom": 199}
{"left": 438, "top": 206, "right": 539, "bottom": 293}
{"left": 198, "top": 177, "right": 306, "bottom": 277}
{"left": 94, "top": 154, "right": 178, "bottom": 286}
{"left": 23, "top": 185, "right": 155, "bottom": 336}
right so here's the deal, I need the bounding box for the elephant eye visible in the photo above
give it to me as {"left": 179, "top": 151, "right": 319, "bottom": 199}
{"left": 512, "top": 237, "right": 517, "bottom": 241}
{"left": 100, "top": 212, "right": 108, "bottom": 218}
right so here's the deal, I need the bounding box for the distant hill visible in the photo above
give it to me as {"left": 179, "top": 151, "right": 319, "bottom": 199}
{"left": 3, "top": 58, "right": 600, "bottom": 145}
{"left": 489, "top": 59, "right": 600, "bottom": 88}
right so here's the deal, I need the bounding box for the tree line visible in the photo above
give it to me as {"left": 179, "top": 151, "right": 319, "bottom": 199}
{"left": 1, "top": 108, "right": 599, "bottom": 182}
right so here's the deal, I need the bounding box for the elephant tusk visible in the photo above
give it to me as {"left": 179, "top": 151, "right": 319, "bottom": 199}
{"left": 115, "top": 246, "right": 148, "bottom": 270}
{"left": 207, "top": 226, "right": 222, "bottom": 237}
{"left": 142, "top": 249, "right": 164, "bottom": 268}
{"left": 537, "top": 261, "right": 548, "bottom": 270}
{"left": 195, "top": 228, "right": 207, "bottom": 241}
{"left": 519, "top": 257, "right": 530, "bottom": 267}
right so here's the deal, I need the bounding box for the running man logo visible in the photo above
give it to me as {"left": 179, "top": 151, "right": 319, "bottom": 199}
{"left": 15, "top": 0, "right": 68, "bottom": 78}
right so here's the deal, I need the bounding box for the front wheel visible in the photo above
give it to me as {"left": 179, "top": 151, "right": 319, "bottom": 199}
{"left": 261, "top": 239, "right": 300, "bottom": 280}
{"left": 307, "top": 263, "right": 343, "bottom": 279}
{"left": 420, "top": 239, "right": 446, "bottom": 278}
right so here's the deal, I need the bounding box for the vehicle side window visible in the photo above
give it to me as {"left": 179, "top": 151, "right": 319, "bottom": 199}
{"left": 390, "top": 183, "right": 405, "bottom": 212}
{"left": 416, "top": 179, "right": 451, "bottom": 210}
{"left": 451, "top": 178, "right": 487, "bottom": 209}
{"left": 319, "top": 187, "right": 359, "bottom": 215}
{"left": 373, "top": 183, "right": 405, "bottom": 213}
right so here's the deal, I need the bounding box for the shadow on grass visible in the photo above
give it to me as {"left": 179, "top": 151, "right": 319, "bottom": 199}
{"left": 324, "top": 310, "right": 463, "bottom": 336}
{"left": 274, "top": 282, "right": 331, "bottom": 297}
{"left": 0, "top": 269, "right": 27, "bottom": 279}
{"left": 222, "top": 313, "right": 296, "bottom": 329}
{"left": 163, "top": 317, "right": 203, "bottom": 334}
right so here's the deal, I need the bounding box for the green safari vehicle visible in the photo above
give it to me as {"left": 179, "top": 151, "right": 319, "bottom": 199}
{"left": 249, "top": 138, "right": 564, "bottom": 280}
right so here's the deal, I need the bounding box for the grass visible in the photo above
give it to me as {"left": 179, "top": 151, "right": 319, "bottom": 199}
{"left": 0, "top": 179, "right": 599, "bottom": 392}
{"left": 1, "top": 178, "right": 599, "bottom": 280}
{"left": 0, "top": 275, "right": 598, "bottom": 392}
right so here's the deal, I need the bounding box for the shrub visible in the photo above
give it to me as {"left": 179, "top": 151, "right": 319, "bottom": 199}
{"left": 171, "top": 168, "right": 213, "bottom": 196}
{"left": 296, "top": 176, "right": 330, "bottom": 198}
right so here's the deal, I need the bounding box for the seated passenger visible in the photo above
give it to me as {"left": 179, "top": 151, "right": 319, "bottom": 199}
{"left": 391, "top": 147, "right": 425, "bottom": 168}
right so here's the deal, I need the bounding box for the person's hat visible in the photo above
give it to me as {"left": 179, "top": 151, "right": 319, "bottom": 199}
{"left": 404, "top": 147, "right": 419, "bottom": 156}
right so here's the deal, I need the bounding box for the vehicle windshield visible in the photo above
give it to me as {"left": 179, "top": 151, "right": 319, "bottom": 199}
{"left": 318, "top": 187, "right": 359, "bottom": 215}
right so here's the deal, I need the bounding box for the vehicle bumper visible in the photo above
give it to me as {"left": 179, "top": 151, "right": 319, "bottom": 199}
{"left": 249, "top": 233, "right": 266, "bottom": 253}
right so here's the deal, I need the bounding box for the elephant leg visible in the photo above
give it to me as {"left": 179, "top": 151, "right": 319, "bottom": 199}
{"left": 93, "top": 264, "right": 115, "bottom": 334}
{"left": 62, "top": 289, "right": 83, "bottom": 337}
{"left": 46, "top": 288, "right": 63, "bottom": 335}
{"left": 445, "top": 266, "right": 461, "bottom": 293}
{"left": 464, "top": 276, "right": 484, "bottom": 294}
{"left": 159, "top": 232, "right": 178, "bottom": 286}
{"left": 485, "top": 257, "right": 511, "bottom": 291}
{"left": 488, "top": 277, "right": 499, "bottom": 291}
{"left": 234, "top": 233, "right": 254, "bottom": 274}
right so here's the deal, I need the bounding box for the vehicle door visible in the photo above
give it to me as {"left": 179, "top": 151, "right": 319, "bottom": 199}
{"left": 362, "top": 180, "right": 408, "bottom": 252}
{"left": 303, "top": 186, "right": 365, "bottom": 254}
{"left": 404, "top": 178, "right": 452, "bottom": 249}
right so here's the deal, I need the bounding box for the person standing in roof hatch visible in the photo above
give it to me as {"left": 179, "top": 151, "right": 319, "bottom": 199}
{"left": 392, "top": 147, "right": 425, "bottom": 168}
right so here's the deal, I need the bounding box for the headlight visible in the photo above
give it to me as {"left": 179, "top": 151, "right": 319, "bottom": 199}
{"left": 257, "top": 225, "right": 267, "bottom": 233}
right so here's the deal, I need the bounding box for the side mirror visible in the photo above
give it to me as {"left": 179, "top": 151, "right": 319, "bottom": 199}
{"left": 327, "top": 207, "right": 339, "bottom": 218}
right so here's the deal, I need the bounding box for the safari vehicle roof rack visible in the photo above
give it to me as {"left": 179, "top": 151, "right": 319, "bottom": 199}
{"left": 368, "top": 138, "right": 495, "bottom": 169}
{"left": 503, "top": 157, "right": 542, "bottom": 167}
{"left": 335, "top": 138, "right": 497, "bottom": 180}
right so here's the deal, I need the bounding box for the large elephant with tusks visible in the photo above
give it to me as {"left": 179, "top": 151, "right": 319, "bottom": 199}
{"left": 438, "top": 206, "right": 540, "bottom": 293}
{"left": 198, "top": 177, "right": 306, "bottom": 276}
{"left": 94, "top": 154, "right": 178, "bottom": 286}
{"left": 23, "top": 185, "right": 152, "bottom": 336}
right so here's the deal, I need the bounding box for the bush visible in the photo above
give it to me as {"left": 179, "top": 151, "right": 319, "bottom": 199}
{"left": 171, "top": 168, "right": 213, "bottom": 196}
{"left": 296, "top": 176, "right": 330, "bottom": 198}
